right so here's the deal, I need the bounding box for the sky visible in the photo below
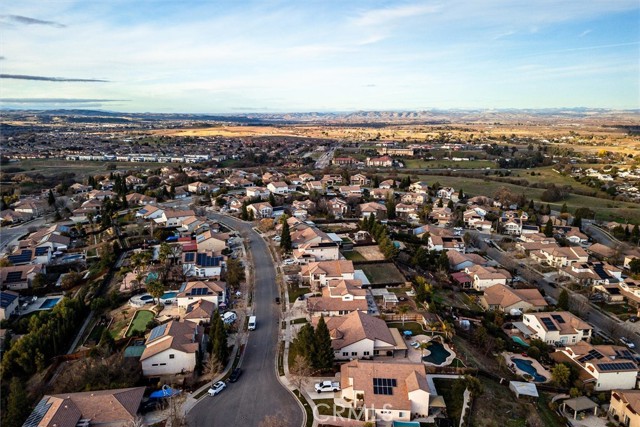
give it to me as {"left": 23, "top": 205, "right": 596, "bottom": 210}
{"left": 0, "top": 0, "right": 639, "bottom": 113}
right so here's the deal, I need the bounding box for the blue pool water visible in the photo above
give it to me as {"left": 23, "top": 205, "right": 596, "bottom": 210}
{"left": 40, "top": 297, "right": 61, "bottom": 309}
{"left": 393, "top": 422, "right": 420, "bottom": 427}
{"left": 146, "top": 272, "right": 159, "bottom": 283}
{"left": 161, "top": 292, "right": 177, "bottom": 300}
{"left": 512, "top": 336, "right": 530, "bottom": 347}
{"left": 140, "top": 294, "right": 153, "bottom": 301}
{"left": 512, "top": 358, "right": 546, "bottom": 382}
{"left": 422, "top": 342, "right": 452, "bottom": 365}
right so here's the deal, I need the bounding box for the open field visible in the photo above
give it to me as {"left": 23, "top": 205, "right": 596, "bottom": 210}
{"left": 352, "top": 245, "right": 385, "bottom": 261}
{"left": 403, "top": 158, "right": 497, "bottom": 169}
{"left": 403, "top": 173, "right": 640, "bottom": 223}
{"left": 357, "top": 262, "right": 406, "bottom": 285}
{"left": 8, "top": 159, "right": 171, "bottom": 178}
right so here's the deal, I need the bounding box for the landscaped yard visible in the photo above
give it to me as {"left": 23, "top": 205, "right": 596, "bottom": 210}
{"left": 125, "top": 309, "right": 155, "bottom": 337}
{"left": 341, "top": 251, "right": 367, "bottom": 262}
{"left": 358, "top": 263, "right": 406, "bottom": 285}
{"left": 387, "top": 321, "right": 426, "bottom": 336}
{"left": 288, "top": 282, "right": 310, "bottom": 303}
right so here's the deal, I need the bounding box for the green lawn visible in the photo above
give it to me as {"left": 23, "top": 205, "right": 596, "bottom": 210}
{"left": 387, "top": 321, "right": 425, "bottom": 336}
{"left": 125, "top": 310, "right": 155, "bottom": 337}
{"left": 341, "top": 251, "right": 367, "bottom": 261}
{"left": 358, "top": 263, "right": 406, "bottom": 285}
{"left": 288, "top": 282, "right": 309, "bottom": 303}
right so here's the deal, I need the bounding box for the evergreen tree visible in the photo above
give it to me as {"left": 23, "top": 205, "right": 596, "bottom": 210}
{"left": 47, "top": 189, "right": 56, "bottom": 206}
{"left": 269, "top": 192, "right": 276, "bottom": 206}
{"left": 561, "top": 203, "right": 568, "bottom": 214}
{"left": 295, "top": 323, "right": 315, "bottom": 364}
{"left": 208, "top": 311, "right": 221, "bottom": 351}
{"left": 632, "top": 224, "right": 640, "bottom": 243}
{"left": 213, "top": 314, "right": 229, "bottom": 364}
{"left": 437, "top": 250, "right": 450, "bottom": 272}
{"left": 367, "top": 213, "right": 376, "bottom": 231}
{"left": 280, "top": 222, "right": 292, "bottom": 252}
{"left": 241, "top": 204, "right": 249, "bottom": 221}
{"left": 4, "top": 377, "right": 31, "bottom": 427}
{"left": 437, "top": 199, "right": 443, "bottom": 208}
{"left": 544, "top": 219, "right": 554, "bottom": 237}
{"left": 557, "top": 289, "right": 569, "bottom": 310}
{"left": 314, "top": 316, "right": 334, "bottom": 370}
{"left": 528, "top": 199, "right": 535, "bottom": 211}
{"left": 447, "top": 200, "right": 454, "bottom": 210}
{"left": 385, "top": 196, "right": 396, "bottom": 220}
{"left": 458, "top": 188, "right": 464, "bottom": 200}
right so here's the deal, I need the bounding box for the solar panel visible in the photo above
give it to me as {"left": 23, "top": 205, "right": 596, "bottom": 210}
{"left": 551, "top": 314, "right": 566, "bottom": 324}
{"left": 5, "top": 271, "right": 24, "bottom": 283}
{"left": 578, "top": 349, "right": 604, "bottom": 363}
{"left": 541, "top": 317, "right": 558, "bottom": 331}
{"left": 184, "top": 253, "right": 195, "bottom": 263}
{"left": 616, "top": 349, "right": 634, "bottom": 360}
{"left": 597, "top": 362, "right": 637, "bottom": 371}
{"left": 149, "top": 324, "right": 168, "bottom": 342}
{"left": 8, "top": 249, "right": 32, "bottom": 264}
{"left": 372, "top": 378, "right": 397, "bottom": 395}
{"left": 35, "top": 247, "right": 49, "bottom": 256}
{"left": 1, "top": 291, "right": 19, "bottom": 307}
{"left": 22, "top": 398, "right": 52, "bottom": 427}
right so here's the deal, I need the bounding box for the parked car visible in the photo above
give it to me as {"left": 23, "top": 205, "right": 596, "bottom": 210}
{"left": 228, "top": 368, "right": 242, "bottom": 383}
{"left": 629, "top": 316, "right": 639, "bottom": 323}
{"left": 620, "top": 337, "right": 636, "bottom": 349}
{"left": 208, "top": 381, "right": 227, "bottom": 396}
{"left": 315, "top": 381, "right": 340, "bottom": 393}
{"left": 275, "top": 297, "right": 281, "bottom": 304}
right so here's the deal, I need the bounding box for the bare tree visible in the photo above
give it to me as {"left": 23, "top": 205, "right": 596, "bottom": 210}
{"left": 167, "top": 393, "right": 189, "bottom": 427}
{"left": 290, "top": 354, "right": 312, "bottom": 390}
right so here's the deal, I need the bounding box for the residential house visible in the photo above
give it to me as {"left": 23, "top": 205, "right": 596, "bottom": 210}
{"left": 137, "top": 204, "right": 164, "bottom": 220}
{"left": 316, "top": 311, "right": 406, "bottom": 359}
{"left": 196, "top": 230, "right": 229, "bottom": 253}
{"left": 326, "top": 198, "right": 349, "bottom": 219}
{"left": 366, "top": 155, "right": 393, "bottom": 167}
{"left": 530, "top": 246, "right": 589, "bottom": 268}
{"left": 299, "top": 173, "right": 316, "bottom": 182}
{"left": 436, "top": 187, "right": 456, "bottom": 200}
{"left": 182, "top": 251, "right": 224, "bottom": 279}
{"left": 141, "top": 321, "right": 204, "bottom": 376}
{"left": 379, "top": 179, "right": 398, "bottom": 190}
{"left": 333, "top": 157, "right": 357, "bottom": 166}
{"left": 306, "top": 279, "right": 368, "bottom": 316}
{"left": 178, "top": 216, "right": 209, "bottom": 235}
{"left": 321, "top": 174, "right": 343, "bottom": 186}
{"left": 0, "top": 290, "right": 19, "bottom": 320}
{"left": 350, "top": 174, "right": 370, "bottom": 186}
{"left": 587, "top": 243, "right": 616, "bottom": 260}
{"left": 447, "top": 251, "right": 488, "bottom": 271}
{"left": 267, "top": 181, "right": 291, "bottom": 195}
{"left": 126, "top": 192, "right": 157, "bottom": 206}
{"left": 359, "top": 202, "right": 387, "bottom": 219}
{"left": 340, "top": 360, "right": 431, "bottom": 423}
{"left": 156, "top": 209, "right": 196, "bottom": 227}
{"left": 609, "top": 390, "right": 640, "bottom": 427}
{"left": 523, "top": 311, "right": 592, "bottom": 345}
{"left": 305, "top": 181, "right": 325, "bottom": 193}
{"left": 395, "top": 203, "right": 418, "bottom": 222}
{"left": 465, "top": 265, "right": 511, "bottom": 291}
{"left": 246, "top": 186, "right": 270, "bottom": 199}
{"left": 370, "top": 188, "right": 392, "bottom": 200}
{"left": 23, "top": 387, "right": 145, "bottom": 427}
{"left": 247, "top": 202, "right": 273, "bottom": 218}
{"left": 184, "top": 299, "right": 217, "bottom": 325}
{"left": 176, "top": 280, "right": 226, "bottom": 309}
{"left": 558, "top": 342, "right": 638, "bottom": 391}
{"left": 428, "top": 235, "right": 465, "bottom": 253}
{"left": 429, "top": 207, "right": 453, "bottom": 226}
{"left": 87, "top": 189, "right": 117, "bottom": 201}
{"left": 559, "top": 262, "right": 622, "bottom": 286}
{"left": 480, "top": 284, "right": 547, "bottom": 313}
{"left": 187, "top": 181, "right": 210, "bottom": 194}
{"left": 300, "top": 260, "right": 355, "bottom": 289}
{"left": 69, "top": 183, "right": 92, "bottom": 194}
{"left": 12, "top": 198, "right": 49, "bottom": 218}
{"left": 338, "top": 185, "right": 363, "bottom": 198}
{"left": 409, "top": 181, "right": 430, "bottom": 194}
{"left": 0, "top": 264, "right": 45, "bottom": 290}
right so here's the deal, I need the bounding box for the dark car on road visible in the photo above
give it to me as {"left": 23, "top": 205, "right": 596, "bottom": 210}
{"left": 228, "top": 368, "right": 242, "bottom": 383}
{"left": 275, "top": 297, "right": 281, "bottom": 304}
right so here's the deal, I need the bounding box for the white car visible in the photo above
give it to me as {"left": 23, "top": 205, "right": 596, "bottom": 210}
{"left": 620, "top": 337, "right": 636, "bottom": 349}
{"left": 272, "top": 235, "right": 281, "bottom": 241}
{"left": 282, "top": 259, "right": 295, "bottom": 265}
{"left": 208, "top": 381, "right": 226, "bottom": 396}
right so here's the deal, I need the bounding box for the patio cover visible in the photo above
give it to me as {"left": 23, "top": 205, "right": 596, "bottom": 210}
{"left": 563, "top": 396, "right": 598, "bottom": 412}
{"left": 512, "top": 322, "right": 533, "bottom": 338}
{"left": 509, "top": 381, "right": 539, "bottom": 398}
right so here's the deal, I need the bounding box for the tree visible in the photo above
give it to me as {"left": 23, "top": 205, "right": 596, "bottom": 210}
{"left": 4, "top": 377, "right": 31, "bottom": 427}
{"left": 280, "top": 222, "right": 292, "bottom": 252}
{"left": 526, "top": 346, "right": 541, "bottom": 360}
{"left": 212, "top": 313, "right": 229, "bottom": 364}
{"left": 385, "top": 196, "right": 396, "bottom": 220}
{"left": 290, "top": 354, "right": 313, "bottom": 390}
{"left": 557, "top": 289, "right": 569, "bottom": 310}
{"left": 561, "top": 203, "right": 568, "bottom": 214}
{"left": 543, "top": 219, "right": 554, "bottom": 237}
{"left": 241, "top": 204, "right": 249, "bottom": 221}
{"left": 146, "top": 280, "right": 165, "bottom": 304}
{"left": 225, "top": 258, "right": 245, "bottom": 290}
{"left": 48, "top": 189, "right": 56, "bottom": 206}
{"left": 294, "top": 323, "right": 315, "bottom": 364}
{"left": 458, "top": 188, "right": 464, "bottom": 200}
{"left": 313, "top": 316, "right": 334, "bottom": 370}
{"left": 551, "top": 363, "right": 571, "bottom": 387}
{"left": 630, "top": 258, "right": 640, "bottom": 275}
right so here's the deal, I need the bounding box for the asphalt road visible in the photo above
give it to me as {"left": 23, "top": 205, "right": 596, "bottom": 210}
{"left": 188, "top": 213, "right": 302, "bottom": 427}
{"left": 0, "top": 216, "right": 50, "bottom": 254}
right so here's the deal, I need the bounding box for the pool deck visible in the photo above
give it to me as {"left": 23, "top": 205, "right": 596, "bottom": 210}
{"left": 503, "top": 353, "right": 551, "bottom": 383}
{"left": 17, "top": 295, "right": 64, "bottom": 316}
{"left": 407, "top": 335, "right": 456, "bottom": 366}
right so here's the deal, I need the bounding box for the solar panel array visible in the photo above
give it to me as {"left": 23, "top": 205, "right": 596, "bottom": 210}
{"left": 540, "top": 317, "right": 558, "bottom": 331}
{"left": 5, "top": 271, "right": 24, "bottom": 283}
{"left": 8, "top": 249, "right": 32, "bottom": 264}
{"left": 616, "top": 349, "right": 635, "bottom": 360}
{"left": 149, "top": 324, "right": 168, "bottom": 342}
{"left": 578, "top": 349, "right": 604, "bottom": 363}
{"left": 372, "top": 378, "right": 397, "bottom": 395}
{"left": 189, "top": 287, "right": 211, "bottom": 296}
{"left": 22, "top": 398, "right": 52, "bottom": 427}
{"left": 196, "top": 253, "right": 221, "bottom": 267}
{"left": 184, "top": 252, "right": 195, "bottom": 263}
{"left": 551, "top": 314, "right": 566, "bottom": 324}
{"left": 597, "top": 362, "right": 637, "bottom": 371}
{"left": 1, "top": 291, "right": 19, "bottom": 307}
{"left": 35, "top": 247, "right": 49, "bottom": 256}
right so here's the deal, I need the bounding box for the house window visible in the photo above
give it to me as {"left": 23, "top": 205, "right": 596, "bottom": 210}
{"left": 152, "top": 363, "right": 159, "bottom": 366}
{"left": 343, "top": 352, "right": 349, "bottom": 357}
{"left": 351, "top": 352, "right": 358, "bottom": 356}
{"left": 160, "top": 363, "right": 166, "bottom": 366}
{"left": 169, "top": 354, "right": 175, "bottom": 359}
{"left": 363, "top": 351, "right": 370, "bottom": 356}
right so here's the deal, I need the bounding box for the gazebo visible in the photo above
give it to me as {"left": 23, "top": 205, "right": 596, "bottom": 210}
{"left": 509, "top": 381, "right": 538, "bottom": 399}
{"left": 561, "top": 396, "right": 599, "bottom": 420}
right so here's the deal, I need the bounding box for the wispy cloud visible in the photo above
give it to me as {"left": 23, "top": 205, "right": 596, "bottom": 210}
{"left": 0, "top": 14, "right": 66, "bottom": 28}
{"left": 352, "top": 4, "right": 440, "bottom": 27}
{"left": 579, "top": 29, "right": 592, "bottom": 37}
{"left": 0, "top": 74, "right": 108, "bottom": 82}
{"left": 0, "top": 98, "right": 127, "bottom": 103}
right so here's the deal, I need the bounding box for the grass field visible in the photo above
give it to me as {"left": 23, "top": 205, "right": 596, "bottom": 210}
{"left": 10, "top": 159, "right": 171, "bottom": 178}
{"left": 341, "top": 251, "right": 367, "bottom": 261}
{"left": 403, "top": 158, "right": 496, "bottom": 169}
{"left": 402, "top": 173, "right": 640, "bottom": 223}
{"left": 358, "top": 263, "right": 406, "bottom": 285}
{"left": 125, "top": 309, "right": 155, "bottom": 337}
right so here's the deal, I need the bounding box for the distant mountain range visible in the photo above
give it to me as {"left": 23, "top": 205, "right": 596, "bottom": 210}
{"left": 1, "top": 108, "right": 639, "bottom": 125}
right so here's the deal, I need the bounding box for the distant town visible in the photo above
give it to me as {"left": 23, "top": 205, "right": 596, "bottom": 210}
{"left": 1, "top": 109, "right": 640, "bottom": 427}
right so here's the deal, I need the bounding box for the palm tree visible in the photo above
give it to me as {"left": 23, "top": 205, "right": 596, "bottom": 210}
{"left": 427, "top": 321, "right": 440, "bottom": 336}
{"left": 418, "top": 341, "right": 432, "bottom": 359}
{"left": 398, "top": 305, "right": 410, "bottom": 326}
{"left": 441, "top": 320, "right": 455, "bottom": 341}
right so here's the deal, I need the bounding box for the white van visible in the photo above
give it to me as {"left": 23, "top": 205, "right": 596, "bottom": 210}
{"left": 248, "top": 316, "right": 256, "bottom": 331}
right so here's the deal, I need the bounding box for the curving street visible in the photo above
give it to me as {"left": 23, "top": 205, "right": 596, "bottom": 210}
{"left": 187, "top": 213, "right": 302, "bottom": 427}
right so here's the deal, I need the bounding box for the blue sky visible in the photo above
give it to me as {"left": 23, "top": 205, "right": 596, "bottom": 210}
{"left": 1, "top": 0, "right": 638, "bottom": 112}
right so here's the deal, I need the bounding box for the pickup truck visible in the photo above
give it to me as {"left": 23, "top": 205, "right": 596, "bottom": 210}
{"left": 315, "top": 381, "right": 340, "bottom": 393}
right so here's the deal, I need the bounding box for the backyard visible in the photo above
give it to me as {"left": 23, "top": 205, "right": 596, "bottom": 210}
{"left": 357, "top": 263, "right": 406, "bottom": 285}
{"left": 125, "top": 309, "right": 155, "bottom": 337}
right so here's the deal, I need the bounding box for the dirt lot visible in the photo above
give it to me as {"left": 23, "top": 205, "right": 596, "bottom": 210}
{"left": 353, "top": 246, "right": 385, "bottom": 261}
{"left": 358, "top": 263, "right": 406, "bottom": 285}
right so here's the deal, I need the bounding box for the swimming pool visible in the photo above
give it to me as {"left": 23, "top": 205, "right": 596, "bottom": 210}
{"left": 61, "top": 254, "right": 83, "bottom": 262}
{"left": 512, "top": 336, "right": 530, "bottom": 347}
{"left": 422, "top": 342, "right": 452, "bottom": 365}
{"left": 40, "top": 297, "right": 61, "bottom": 309}
{"left": 161, "top": 291, "right": 178, "bottom": 299}
{"left": 393, "top": 422, "right": 420, "bottom": 427}
{"left": 512, "top": 358, "right": 546, "bottom": 382}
